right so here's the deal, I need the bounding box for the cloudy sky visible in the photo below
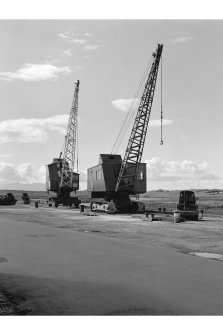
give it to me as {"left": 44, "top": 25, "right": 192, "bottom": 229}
{"left": 0, "top": 19, "right": 223, "bottom": 190}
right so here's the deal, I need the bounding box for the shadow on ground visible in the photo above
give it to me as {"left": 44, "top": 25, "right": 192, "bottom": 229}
{"left": 0, "top": 272, "right": 177, "bottom": 316}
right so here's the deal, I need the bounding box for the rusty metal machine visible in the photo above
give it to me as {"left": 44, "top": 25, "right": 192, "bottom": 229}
{"left": 176, "top": 190, "right": 199, "bottom": 220}
{"left": 46, "top": 80, "right": 80, "bottom": 208}
{"left": 22, "top": 192, "right": 30, "bottom": 204}
{"left": 0, "top": 193, "right": 17, "bottom": 205}
{"left": 88, "top": 44, "right": 163, "bottom": 213}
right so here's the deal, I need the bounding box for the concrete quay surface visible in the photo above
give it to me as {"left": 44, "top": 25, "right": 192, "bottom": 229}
{"left": 0, "top": 206, "right": 223, "bottom": 315}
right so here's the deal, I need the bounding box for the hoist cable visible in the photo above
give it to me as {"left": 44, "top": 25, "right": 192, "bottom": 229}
{"left": 111, "top": 55, "right": 153, "bottom": 154}
{"left": 160, "top": 55, "right": 163, "bottom": 145}
{"left": 112, "top": 56, "right": 153, "bottom": 154}
{"left": 76, "top": 121, "right": 79, "bottom": 173}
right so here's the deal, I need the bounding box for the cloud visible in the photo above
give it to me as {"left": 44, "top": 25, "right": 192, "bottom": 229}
{"left": 144, "top": 157, "right": 222, "bottom": 190}
{"left": 0, "top": 162, "right": 87, "bottom": 189}
{"left": 62, "top": 48, "right": 73, "bottom": 57}
{"left": 72, "top": 39, "right": 87, "bottom": 45}
{"left": 0, "top": 63, "right": 72, "bottom": 82}
{"left": 79, "top": 169, "right": 87, "bottom": 182}
{"left": 84, "top": 33, "right": 93, "bottom": 37}
{"left": 0, "top": 153, "right": 12, "bottom": 158}
{"left": 146, "top": 157, "right": 217, "bottom": 181}
{"left": 83, "top": 44, "right": 99, "bottom": 51}
{"left": 58, "top": 33, "right": 70, "bottom": 40}
{"left": 112, "top": 98, "right": 139, "bottom": 113}
{"left": 0, "top": 114, "right": 69, "bottom": 144}
{"left": 59, "top": 29, "right": 87, "bottom": 45}
{"left": 149, "top": 119, "right": 174, "bottom": 127}
{"left": 170, "top": 33, "right": 194, "bottom": 44}
{"left": 171, "top": 36, "right": 193, "bottom": 43}
{"left": 0, "top": 162, "right": 46, "bottom": 184}
{"left": 59, "top": 28, "right": 99, "bottom": 51}
{"left": 111, "top": 99, "right": 173, "bottom": 126}
{"left": 79, "top": 182, "right": 87, "bottom": 190}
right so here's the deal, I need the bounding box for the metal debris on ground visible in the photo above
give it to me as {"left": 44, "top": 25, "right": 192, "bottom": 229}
{"left": 189, "top": 252, "right": 223, "bottom": 261}
{"left": 0, "top": 291, "right": 14, "bottom": 315}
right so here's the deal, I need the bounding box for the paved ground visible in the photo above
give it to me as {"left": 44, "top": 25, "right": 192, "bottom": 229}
{"left": 0, "top": 205, "right": 223, "bottom": 315}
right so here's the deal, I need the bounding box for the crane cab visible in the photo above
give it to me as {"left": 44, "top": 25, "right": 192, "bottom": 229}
{"left": 87, "top": 154, "right": 147, "bottom": 199}
{"left": 46, "top": 158, "right": 79, "bottom": 193}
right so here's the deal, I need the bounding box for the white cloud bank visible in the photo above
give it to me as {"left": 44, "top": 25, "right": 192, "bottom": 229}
{"left": 83, "top": 44, "right": 99, "bottom": 51}
{"left": 112, "top": 98, "right": 138, "bottom": 113}
{"left": 59, "top": 31, "right": 87, "bottom": 45}
{"left": 0, "top": 162, "right": 45, "bottom": 185}
{"left": 0, "top": 63, "right": 72, "bottom": 82}
{"left": 169, "top": 32, "right": 194, "bottom": 44}
{"left": 0, "top": 158, "right": 222, "bottom": 191}
{"left": 145, "top": 157, "right": 223, "bottom": 190}
{"left": 171, "top": 36, "right": 193, "bottom": 44}
{"left": 59, "top": 28, "right": 99, "bottom": 51}
{"left": 0, "top": 162, "right": 87, "bottom": 190}
{"left": 0, "top": 115, "right": 69, "bottom": 143}
{"left": 62, "top": 48, "right": 73, "bottom": 57}
{"left": 112, "top": 98, "right": 173, "bottom": 126}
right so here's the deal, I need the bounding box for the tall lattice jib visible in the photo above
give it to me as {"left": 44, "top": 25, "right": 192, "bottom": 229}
{"left": 115, "top": 44, "right": 163, "bottom": 193}
{"left": 60, "top": 80, "right": 79, "bottom": 189}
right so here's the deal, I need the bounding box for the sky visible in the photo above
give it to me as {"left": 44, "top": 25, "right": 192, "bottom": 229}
{"left": 0, "top": 19, "right": 223, "bottom": 190}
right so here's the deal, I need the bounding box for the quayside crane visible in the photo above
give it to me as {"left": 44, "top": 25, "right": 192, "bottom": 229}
{"left": 46, "top": 80, "right": 81, "bottom": 208}
{"left": 87, "top": 44, "right": 163, "bottom": 213}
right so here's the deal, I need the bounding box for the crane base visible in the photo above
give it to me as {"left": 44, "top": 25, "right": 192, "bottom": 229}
{"left": 47, "top": 196, "right": 81, "bottom": 208}
{"left": 90, "top": 198, "right": 145, "bottom": 214}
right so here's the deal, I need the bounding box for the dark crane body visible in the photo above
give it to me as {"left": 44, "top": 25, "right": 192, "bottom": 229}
{"left": 46, "top": 80, "right": 81, "bottom": 208}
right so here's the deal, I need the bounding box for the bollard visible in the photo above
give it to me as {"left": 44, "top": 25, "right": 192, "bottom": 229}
{"left": 173, "top": 210, "right": 182, "bottom": 223}
{"left": 146, "top": 213, "right": 154, "bottom": 222}
{"left": 80, "top": 204, "right": 85, "bottom": 213}
{"left": 200, "top": 210, "right": 204, "bottom": 219}
{"left": 35, "top": 201, "right": 38, "bottom": 208}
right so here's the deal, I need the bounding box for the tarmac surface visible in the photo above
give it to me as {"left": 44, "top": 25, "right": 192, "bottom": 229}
{"left": 0, "top": 205, "right": 223, "bottom": 315}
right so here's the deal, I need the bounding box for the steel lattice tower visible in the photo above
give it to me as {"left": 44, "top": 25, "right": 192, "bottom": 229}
{"left": 115, "top": 44, "right": 163, "bottom": 192}
{"left": 60, "top": 80, "right": 79, "bottom": 190}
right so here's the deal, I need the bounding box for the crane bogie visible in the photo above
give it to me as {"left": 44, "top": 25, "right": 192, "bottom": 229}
{"left": 48, "top": 195, "right": 80, "bottom": 208}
